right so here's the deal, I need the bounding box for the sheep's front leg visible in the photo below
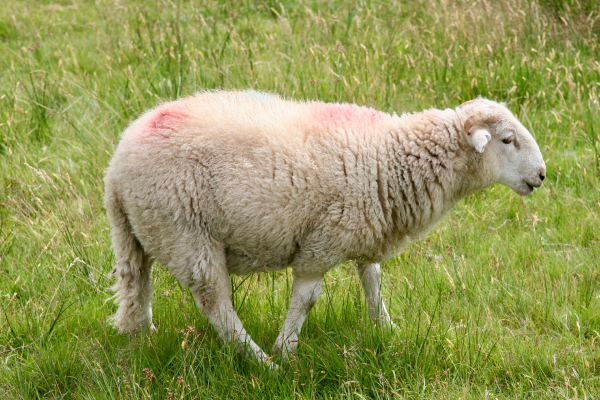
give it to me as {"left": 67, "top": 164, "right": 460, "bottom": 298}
{"left": 272, "top": 274, "right": 323, "bottom": 360}
{"left": 356, "top": 263, "right": 396, "bottom": 327}
{"left": 190, "top": 267, "right": 272, "bottom": 366}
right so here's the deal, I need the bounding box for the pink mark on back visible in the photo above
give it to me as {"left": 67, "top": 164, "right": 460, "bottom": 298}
{"left": 142, "top": 103, "right": 190, "bottom": 138}
{"left": 310, "top": 103, "right": 387, "bottom": 131}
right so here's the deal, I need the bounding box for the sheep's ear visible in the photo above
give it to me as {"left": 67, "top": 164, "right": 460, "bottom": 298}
{"left": 463, "top": 108, "right": 500, "bottom": 153}
{"left": 467, "top": 126, "right": 491, "bottom": 153}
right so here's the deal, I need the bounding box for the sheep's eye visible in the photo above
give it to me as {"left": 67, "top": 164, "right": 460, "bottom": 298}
{"left": 502, "top": 137, "right": 514, "bottom": 145}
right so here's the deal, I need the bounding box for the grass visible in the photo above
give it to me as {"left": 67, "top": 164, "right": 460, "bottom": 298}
{"left": 0, "top": 0, "right": 599, "bottom": 398}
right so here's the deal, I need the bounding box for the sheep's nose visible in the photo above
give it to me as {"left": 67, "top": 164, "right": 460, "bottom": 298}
{"left": 538, "top": 167, "right": 546, "bottom": 183}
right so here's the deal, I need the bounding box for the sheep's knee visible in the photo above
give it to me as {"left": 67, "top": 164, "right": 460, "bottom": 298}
{"left": 189, "top": 270, "right": 272, "bottom": 365}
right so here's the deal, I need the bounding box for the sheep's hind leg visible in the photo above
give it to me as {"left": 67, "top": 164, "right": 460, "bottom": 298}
{"left": 272, "top": 273, "right": 323, "bottom": 360}
{"left": 356, "top": 263, "right": 396, "bottom": 328}
{"left": 111, "top": 250, "right": 155, "bottom": 333}
{"left": 189, "top": 261, "right": 272, "bottom": 366}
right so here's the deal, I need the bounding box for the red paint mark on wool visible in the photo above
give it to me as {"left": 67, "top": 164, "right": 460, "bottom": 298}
{"left": 143, "top": 104, "right": 190, "bottom": 137}
{"left": 310, "top": 103, "right": 386, "bottom": 130}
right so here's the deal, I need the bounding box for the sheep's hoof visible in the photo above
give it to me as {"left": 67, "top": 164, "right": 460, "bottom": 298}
{"left": 111, "top": 320, "right": 138, "bottom": 334}
{"left": 375, "top": 316, "right": 399, "bottom": 331}
{"left": 264, "top": 357, "right": 281, "bottom": 370}
{"left": 248, "top": 349, "right": 280, "bottom": 370}
{"left": 271, "top": 342, "right": 294, "bottom": 362}
{"left": 112, "top": 317, "right": 156, "bottom": 334}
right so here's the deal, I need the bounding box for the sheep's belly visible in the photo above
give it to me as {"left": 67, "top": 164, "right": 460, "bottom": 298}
{"left": 225, "top": 248, "right": 295, "bottom": 275}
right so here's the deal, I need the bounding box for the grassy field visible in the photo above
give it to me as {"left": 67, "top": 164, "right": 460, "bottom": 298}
{"left": 1, "top": 0, "right": 599, "bottom": 398}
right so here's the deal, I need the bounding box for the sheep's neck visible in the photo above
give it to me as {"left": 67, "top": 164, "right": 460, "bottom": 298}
{"left": 383, "top": 109, "right": 474, "bottom": 238}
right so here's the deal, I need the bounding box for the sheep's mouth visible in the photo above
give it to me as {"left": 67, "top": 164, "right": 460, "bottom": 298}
{"left": 514, "top": 180, "right": 535, "bottom": 195}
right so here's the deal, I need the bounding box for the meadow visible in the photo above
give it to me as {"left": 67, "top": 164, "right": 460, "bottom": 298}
{"left": 1, "top": 0, "right": 599, "bottom": 398}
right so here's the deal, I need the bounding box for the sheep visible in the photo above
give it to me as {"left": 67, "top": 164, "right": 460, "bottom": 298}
{"left": 104, "top": 90, "right": 546, "bottom": 365}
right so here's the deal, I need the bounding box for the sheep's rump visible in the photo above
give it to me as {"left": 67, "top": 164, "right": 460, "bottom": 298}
{"left": 105, "top": 91, "right": 399, "bottom": 276}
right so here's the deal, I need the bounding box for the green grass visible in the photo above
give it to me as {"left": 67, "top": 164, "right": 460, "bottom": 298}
{"left": 1, "top": 0, "right": 599, "bottom": 398}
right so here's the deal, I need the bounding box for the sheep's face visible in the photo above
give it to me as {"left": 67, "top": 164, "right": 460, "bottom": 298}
{"left": 488, "top": 117, "right": 546, "bottom": 195}
{"left": 460, "top": 99, "right": 546, "bottom": 196}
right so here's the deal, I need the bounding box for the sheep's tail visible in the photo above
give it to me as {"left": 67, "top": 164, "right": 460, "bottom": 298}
{"left": 104, "top": 179, "right": 154, "bottom": 332}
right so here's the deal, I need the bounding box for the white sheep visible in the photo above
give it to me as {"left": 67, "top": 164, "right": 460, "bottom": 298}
{"left": 104, "top": 90, "right": 546, "bottom": 365}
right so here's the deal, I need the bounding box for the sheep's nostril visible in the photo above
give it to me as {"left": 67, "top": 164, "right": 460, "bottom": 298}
{"left": 539, "top": 174, "right": 545, "bottom": 182}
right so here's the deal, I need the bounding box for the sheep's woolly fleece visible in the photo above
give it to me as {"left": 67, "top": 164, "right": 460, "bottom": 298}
{"left": 107, "top": 91, "right": 475, "bottom": 275}
{"left": 104, "top": 90, "right": 545, "bottom": 362}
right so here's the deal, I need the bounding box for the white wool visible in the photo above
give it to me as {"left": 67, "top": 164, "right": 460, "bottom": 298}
{"left": 104, "top": 90, "right": 546, "bottom": 365}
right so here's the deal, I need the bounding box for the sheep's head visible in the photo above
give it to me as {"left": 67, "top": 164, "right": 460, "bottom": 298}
{"left": 458, "top": 98, "right": 546, "bottom": 196}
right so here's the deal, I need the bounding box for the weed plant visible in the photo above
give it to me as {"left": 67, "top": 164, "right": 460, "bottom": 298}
{"left": 0, "top": 0, "right": 599, "bottom": 398}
